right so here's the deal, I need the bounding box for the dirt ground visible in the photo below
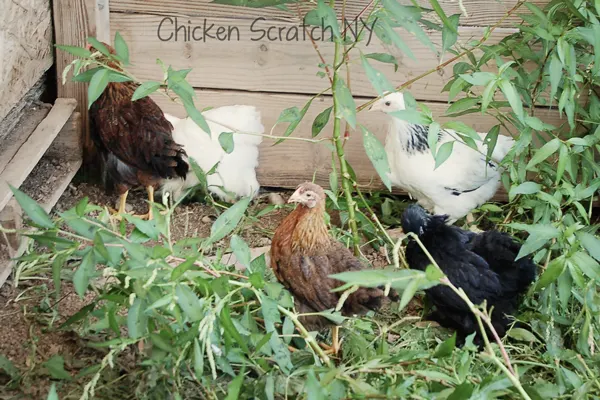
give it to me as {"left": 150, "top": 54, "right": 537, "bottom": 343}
{"left": 0, "top": 181, "right": 394, "bottom": 399}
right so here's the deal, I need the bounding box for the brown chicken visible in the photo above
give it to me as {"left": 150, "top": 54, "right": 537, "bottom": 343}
{"left": 87, "top": 43, "right": 188, "bottom": 220}
{"left": 270, "top": 182, "right": 397, "bottom": 355}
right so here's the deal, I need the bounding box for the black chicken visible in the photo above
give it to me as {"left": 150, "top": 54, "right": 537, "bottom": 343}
{"left": 401, "top": 204, "right": 537, "bottom": 347}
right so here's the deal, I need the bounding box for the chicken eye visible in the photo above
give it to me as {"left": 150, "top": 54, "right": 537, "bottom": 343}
{"left": 306, "top": 193, "right": 312, "bottom": 198}
{"left": 385, "top": 101, "right": 391, "bottom": 106}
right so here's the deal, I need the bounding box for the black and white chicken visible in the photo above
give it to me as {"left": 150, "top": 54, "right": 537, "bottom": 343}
{"left": 401, "top": 204, "right": 537, "bottom": 347}
{"left": 369, "top": 92, "right": 515, "bottom": 223}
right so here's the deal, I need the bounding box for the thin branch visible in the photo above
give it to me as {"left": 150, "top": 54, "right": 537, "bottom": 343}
{"left": 356, "top": 0, "right": 527, "bottom": 112}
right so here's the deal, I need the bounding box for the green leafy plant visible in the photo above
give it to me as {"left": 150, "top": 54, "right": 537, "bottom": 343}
{"left": 16, "top": 0, "right": 600, "bottom": 398}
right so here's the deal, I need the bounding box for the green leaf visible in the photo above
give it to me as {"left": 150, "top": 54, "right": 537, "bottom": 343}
{"left": 361, "top": 53, "right": 395, "bottom": 96}
{"left": 43, "top": 355, "right": 72, "bottom": 380}
{"left": 0, "top": 355, "right": 20, "bottom": 381}
{"left": 578, "top": 232, "right": 600, "bottom": 262}
{"left": 484, "top": 125, "right": 500, "bottom": 162}
{"left": 225, "top": 367, "right": 246, "bottom": 400}
{"left": 459, "top": 72, "right": 496, "bottom": 86}
{"left": 481, "top": 80, "right": 499, "bottom": 112}
{"left": 507, "top": 328, "right": 539, "bottom": 342}
{"left": 434, "top": 332, "right": 456, "bottom": 358}
{"left": 427, "top": 121, "right": 440, "bottom": 155}
{"left": 509, "top": 182, "right": 541, "bottom": 200}
{"left": 360, "top": 125, "right": 391, "bottom": 191}
{"left": 114, "top": 31, "right": 130, "bottom": 65}
{"left": 526, "top": 138, "right": 560, "bottom": 170}
{"left": 73, "top": 251, "right": 94, "bottom": 297}
{"left": 72, "top": 67, "right": 103, "bottom": 83}
{"left": 549, "top": 54, "right": 562, "bottom": 103}
{"left": 430, "top": 0, "right": 458, "bottom": 34}
{"left": 47, "top": 383, "right": 59, "bottom": 400}
{"left": 444, "top": 98, "right": 479, "bottom": 116}
{"left": 434, "top": 141, "right": 454, "bottom": 169}
{"left": 570, "top": 251, "right": 600, "bottom": 281}
{"left": 131, "top": 81, "right": 162, "bottom": 101}
{"left": 389, "top": 110, "right": 430, "bottom": 125}
{"left": 305, "top": 369, "right": 327, "bottom": 400}
{"left": 517, "top": 234, "right": 549, "bottom": 260}
{"left": 123, "top": 214, "right": 159, "bottom": 240}
{"left": 193, "top": 339, "right": 204, "bottom": 378}
{"left": 312, "top": 106, "right": 332, "bottom": 137}
{"left": 87, "top": 68, "right": 110, "bottom": 109}
{"left": 499, "top": 79, "right": 524, "bottom": 120}
{"left": 183, "top": 100, "right": 211, "bottom": 134}
{"left": 209, "top": 197, "right": 251, "bottom": 244}
{"left": 219, "top": 132, "right": 235, "bottom": 154}
{"left": 444, "top": 121, "right": 479, "bottom": 141}
{"left": 127, "top": 298, "right": 148, "bottom": 339}
{"left": 55, "top": 44, "right": 92, "bottom": 58}
{"left": 364, "top": 53, "right": 399, "bottom": 72}
{"left": 333, "top": 76, "right": 356, "bottom": 128}
{"left": 220, "top": 305, "right": 250, "bottom": 354}
{"left": 86, "top": 37, "right": 110, "bottom": 56}
{"left": 9, "top": 185, "right": 55, "bottom": 229}
{"left": 230, "top": 235, "right": 252, "bottom": 271}
{"left": 175, "top": 284, "right": 204, "bottom": 321}
{"left": 441, "top": 14, "right": 460, "bottom": 53}
{"left": 448, "top": 382, "right": 474, "bottom": 400}
{"left": 277, "top": 99, "right": 312, "bottom": 145}
{"left": 303, "top": 0, "right": 340, "bottom": 39}
{"left": 171, "top": 256, "right": 198, "bottom": 281}
{"left": 375, "top": 19, "right": 416, "bottom": 61}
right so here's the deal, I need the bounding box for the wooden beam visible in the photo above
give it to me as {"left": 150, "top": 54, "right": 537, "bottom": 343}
{"left": 53, "top": 0, "right": 111, "bottom": 165}
{"left": 0, "top": 98, "right": 77, "bottom": 211}
{"left": 109, "top": 0, "right": 550, "bottom": 28}
{"left": 0, "top": 0, "right": 53, "bottom": 123}
{"left": 112, "top": 13, "right": 516, "bottom": 101}
{"left": 151, "top": 89, "right": 566, "bottom": 193}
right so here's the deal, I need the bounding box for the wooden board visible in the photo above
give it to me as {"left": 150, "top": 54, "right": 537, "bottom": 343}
{"left": 53, "top": 0, "right": 110, "bottom": 161}
{"left": 0, "top": 158, "right": 82, "bottom": 289}
{"left": 0, "top": 98, "right": 77, "bottom": 211}
{"left": 0, "top": 0, "right": 53, "bottom": 124}
{"left": 112, "top": 13, "right": 516, "bottom": 101}
{"left": 0, "top": 103, "right": 52, "bottom": 175}
{"left": 110, "top": 0, "right": 549, "bottom": 28}
{"left": 151, "top": 89, "right": 566, "bottom": 191}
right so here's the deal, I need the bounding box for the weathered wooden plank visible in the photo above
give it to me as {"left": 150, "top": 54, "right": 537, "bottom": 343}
{"left": 45, "top": 112, "right": 84, "bottom": 161}
{"left": 0, "top": 99, "right": 77, "bottom": 211}
{"left": 112, "top": 13, "right": 515, "bottom": 101}
{"left": 0, "top": 158, "right": 82, "bottom": 289}
{"left": 0, "top": 0, "right": 53, "bottom": 124}
{"left": 110, "top": 0, "right": 547, "bottom": 28}
{"left": 0, "top": 103, "right": 52, "bottom": 176}
{"left": 53, "top": 0, "right": 108, "bottom": 163}
{"left": 151, "top": 89, "right": 565, "bottom": 192}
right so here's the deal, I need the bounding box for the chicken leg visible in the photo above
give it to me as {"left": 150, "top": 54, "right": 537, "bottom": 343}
{"left": 320, "top": 326, "right": 341, "bottom": 356}
{"left": 108, "top": 191, "right": 130, "bottom": 220}
{"left": 136, "top": 186, "right": 155, "bottom": 221}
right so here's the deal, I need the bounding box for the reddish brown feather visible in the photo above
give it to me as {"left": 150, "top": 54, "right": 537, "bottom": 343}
{"left": 88, "top": 42, "right": 188, "bottom": 192}
{"left": 270, "top": 184, "right": 397, "bottom": 330}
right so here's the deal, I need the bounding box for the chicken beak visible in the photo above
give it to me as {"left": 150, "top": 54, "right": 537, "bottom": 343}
{"left": 368, "top": 102, "right": 378, "bottom": 112}
{"left": 288, "top": 190, "right": 302, "bottom": 204}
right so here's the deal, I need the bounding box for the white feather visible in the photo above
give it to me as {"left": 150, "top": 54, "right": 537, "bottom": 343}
{"left": 160, "top": 105, "right": 264, "bottom": 202}
{"left": 372, "top": 92, "right": 514, "bottom": 222}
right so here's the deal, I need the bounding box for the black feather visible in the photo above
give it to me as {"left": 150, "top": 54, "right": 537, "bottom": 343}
{"left": 401, "top": 204, "right": 537, "bottom": 347}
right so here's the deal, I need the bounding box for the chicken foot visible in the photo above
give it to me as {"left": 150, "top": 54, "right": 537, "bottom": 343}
{"left": 319, "top": 326, "right": 341, "bottom": 356}
{"left": 110, "top": 188, "right": 165, "bottom": 221}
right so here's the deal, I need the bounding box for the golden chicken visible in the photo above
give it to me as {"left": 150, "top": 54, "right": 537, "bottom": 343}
{"left": 88, "top": 42, "right": 188, "bottom": 220}
{"left": 270, "top": 182, "right": 397, "bottom": 355}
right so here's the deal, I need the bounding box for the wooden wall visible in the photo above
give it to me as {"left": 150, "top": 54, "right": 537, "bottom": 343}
{"left": 57, "top": 0, "right": 561, "bottom": 191}
{"left": 0, "top": 0, "right": 53, "bottom": 135}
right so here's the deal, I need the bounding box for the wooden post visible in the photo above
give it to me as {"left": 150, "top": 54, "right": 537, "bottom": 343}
{"left": 0, "top": 199, "right": 22, "bottom": 258}
{"left": 53, "top": 0, "right": 111, "bottom": 169}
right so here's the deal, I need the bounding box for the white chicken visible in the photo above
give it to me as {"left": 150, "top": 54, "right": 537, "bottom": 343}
{"left": 369, "top": 92, "right": 514, "bottom": 223}
{"left": 160, "top": 105, "right": 264, "bottom": 203}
